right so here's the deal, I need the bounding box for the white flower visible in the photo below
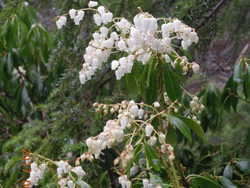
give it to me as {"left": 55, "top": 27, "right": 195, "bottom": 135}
{"left": 120, "top": 116, "right": 128, "bottom": 129}
{"left": 59, "top": 16, "right": 67, "bottom": 25}
{"left": 74, "top": 15, "right": 80, "bottom": 25}
{"left": 77, "top": 10, "right": 85, "bottom": 20}
{"left": 118, "top": 40, "right": 127, "bottom": 51}
{"left": 130, "top": 105, "right": 138, "bottom": 116}
{"left": 69, "top": 9, "right": 76, "bottom": 19}
{"left": 143, "top": 179, "right": 149, "bottom": 188}
{"left": 153, "top": 102, "right": 160, "bottom": 107}
{"left": 138, "top": 109, "right": 144, "bottom": 119}
{"left": 111, "top": 60, "right": 119, "bottom": 70}
{"left": 88, "top": 1, "right": 98, "bottom": 7}
{"left": 145, "top": 124, "right": 154, "bottom": 137}
{"left": 97, "top": 6, "right": 105, "bottom": 15}
{"left": 164, "top": 54, "right": 171, "bottom": 62}
{"left": 173, "top": 19, "right": 181, "bottom": 30}
{"left": 56, "top": 20, "right": 63, "bottom": 29}
{"left": 93, "top": 14, "right": 102, "bottom": 26}
{"left": 67, "top": 180, "right": 74, "bottom": 188}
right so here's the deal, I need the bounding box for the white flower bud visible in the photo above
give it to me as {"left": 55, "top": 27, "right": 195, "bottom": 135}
{"left": 97, "top": 6, "right": 105, "bottom": 15}
{"left": 192, "top": 63, "right": 200, "bottom": 73}
{"left": 149, "top": 136, "right": 157, "bottom": 146}
{"left": 159, "top": 133, "right": 166, "bottom": 144}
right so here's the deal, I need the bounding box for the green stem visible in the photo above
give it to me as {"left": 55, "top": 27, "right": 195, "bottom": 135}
{"left": 174, "top": 150, "right": 190, "bottom": 188}
{"left": 160, "top": 154, "right": 177, "bottom": 188}
{"left": 169, "top": 159, "right": 181, "bottom": 188}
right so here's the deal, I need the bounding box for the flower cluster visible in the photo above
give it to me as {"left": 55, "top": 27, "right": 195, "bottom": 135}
{"left": 82, "top": 100, "right": 147, "bottom": 159}
{"left": 55, "top": 1, "right": 199, "bottom": 84}
{"left": 24, "top": 162, "right": 46, "bottom": 187}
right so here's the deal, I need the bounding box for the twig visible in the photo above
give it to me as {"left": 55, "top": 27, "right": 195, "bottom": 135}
{"left": 195, "top": 0, "right": 227, "bottom": 30}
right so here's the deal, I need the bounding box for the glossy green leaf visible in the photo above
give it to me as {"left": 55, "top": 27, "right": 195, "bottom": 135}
{"left": 70, "top": 171, "right": 78, "bottom": 181}
{"left": 144, "top": 141, "right": 161, "bottom": 172}
{"left": 221, "top": 144, "right": 228, "bottom": 158}
{"left": 146, "top": 65, "right": 158, "bottom": 105}
{"left": 21, "top": 87, "right": 29, "bottom": 108}
{"left": 139, "top": 63, "right": 148, "bottom": 101}
{"left": 163, "top": 63, "right": 181, "bottom": 102}
{"left": 123, "top": 73, "right": 138, "bottom": 99}
{"left": 218, "top": 177, "right": 237, "bottom": 188}
{"left": 165, "top": 124, "right": 177, "bottom": 147}
{"left": 77, "top": 180, "right": 92, "bottom": 188}
{"left": 233, "top": 60, "right": 243, "bottom": 83}
{"left": 235, "top": 158, "right": 250, "bottom": 175}
{"left": 133, "top": 144, "right": 142, "bottom": 166}
{"left": 146, "top": 58, "right": 155, "bottom": 87}
{"left": 150, "top": 173, "right": 162, "bottom": 183}
{"left": 221, "top": 75, "right": 238, "bottom": 112}
{"left": 223, "top": 163, "right": 233, "bottom": 180}
{"left": 164, "top": 114, "right": 192, "bottom": 143}
{"left": 32, "top": 72, "right": 43, "bottom": 100}
{"left": 189, "top": 175, "right": 223, "bottom": 188}
{"left": 173, "top": 115, "right": 207, "bottom": 143}
{"left": 244, "top": 64, "right": 250, "bottom": 99}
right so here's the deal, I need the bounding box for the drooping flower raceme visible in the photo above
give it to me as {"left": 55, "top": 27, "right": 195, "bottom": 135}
{"left": 54, "top": 1, "right": 199, "bottom": 84}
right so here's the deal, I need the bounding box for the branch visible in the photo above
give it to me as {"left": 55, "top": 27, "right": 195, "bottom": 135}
{"left": 195, "top": 0, "right": 228, "bottom": 30}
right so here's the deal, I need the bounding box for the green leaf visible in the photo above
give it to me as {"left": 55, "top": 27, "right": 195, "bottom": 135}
{"left": 173, "top": 115, "right": 207, "bottom": 143}
{"left": 244, "top": 64, "right": 250, "bottom": 99}
{"left": 139, "top": 63, "right": 149, "bottom": 101}
{"left": 233, "top": 60, "right": 243, "bottom": 83}
{"left": 146, "top": 64, "right": 158, "bottom": 105}
{"left": 164, "top": 114, "right": 192, "bottom": 143}
{"left": 150, "top": 173, "right": 162, "bottom": 183}
{"left": 77, "top": 180, "right": 92, "bottom": 188}
{"left": 144, "top": 141, "right": 161, "bottom": 172}
{"left": 163, "top": 63, "right": 181, "bottom": 102}
{"left": 189, "top": 175, "right": 223, "bottom": 188}
{"left": 32, "top": 72, "right": 43, "bottom": 100}
{"left": 221, "top": 75, "right": 238, "bottom": 112}
{"left": 223, "top": 164, "right": 233, "bottom": 180}
{"left": 70, "top": 171, "right": 78, "bottom": 181}
{"left": 165, "top": 124, "right": 177, "bottom": 147}
{"left": 221, "top": 144, "right": 228, "bottom": 158}
{"left": 133, "top": 144, "right": 142, "bottom": 166}
{"left": 235, "top": 158, "right": 250, "bottom": 175}
{"left": 146, "top": 58, "right": 155, "bottom": 87}
{"left": 218, "top": 177, "right": 237, "bottom": 188}
{"left": 21, "top": 87, "right": 29, "bottom": 108}
{"left": 123, "top": 73, "right": 138, "bottom": 99}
